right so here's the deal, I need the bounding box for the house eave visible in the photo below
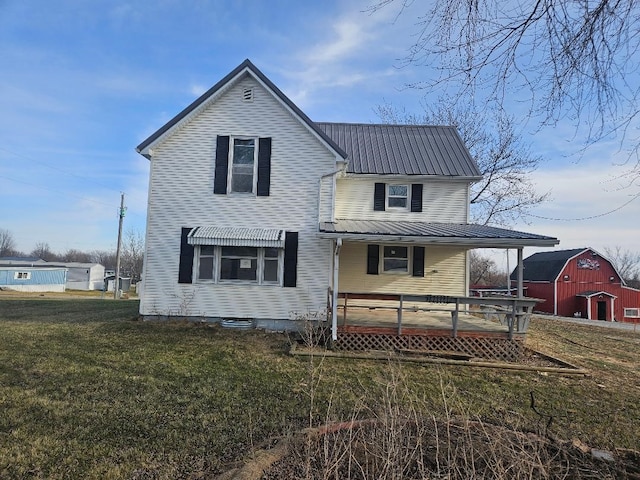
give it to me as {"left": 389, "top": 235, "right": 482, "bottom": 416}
{"left": 317, "top": 232, "right": 559, "bottom": 248}
{"left": 342, "top": 173, "right": 483, "bottom": 182}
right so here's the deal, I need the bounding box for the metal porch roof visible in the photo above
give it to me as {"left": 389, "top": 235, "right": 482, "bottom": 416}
{"left": 319, "top": 219, "right": 559, "bottom": 248}
{"left": 187, "top": 227, "right": 285, "bottom": 248}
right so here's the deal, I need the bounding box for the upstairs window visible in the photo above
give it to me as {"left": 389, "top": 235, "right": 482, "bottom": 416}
{"left": 230, "top": 138, "right": 256, "bottom": 193}
{"left": 214, "top": 136, "right": 271, "bottom": 196}
{"left": 387, "top": 185, "right": 408, "bottom": 209}
{"left": 374, "top": 183, "right": 423, "bottom": 212}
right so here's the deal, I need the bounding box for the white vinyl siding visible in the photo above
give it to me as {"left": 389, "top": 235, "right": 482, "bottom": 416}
{"left": 318, "top": 174, "right": 335, "bottom": 222}
{"left": 338, "top": 241, "right": 466, "bottom": 296}
{"left": 336, "top": 177, "right": 468, "bottom": 222}
{"left": 141, "top": 76, "right": 336, "bottom": 320}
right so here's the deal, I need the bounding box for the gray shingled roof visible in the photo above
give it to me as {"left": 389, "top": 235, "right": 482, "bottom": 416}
{"left": 510, "top": 248, "right": 587, "bottom": 281}
{"left": 316, "top": 123, "right": 482, "bottom": 177}
{"left": 319, "top": 220, "right": 558, "bottom": 247}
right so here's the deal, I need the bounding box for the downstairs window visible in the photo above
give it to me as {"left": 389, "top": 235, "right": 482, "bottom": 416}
{"left": 196, "top": 245, "right": 282, "bottom": 285}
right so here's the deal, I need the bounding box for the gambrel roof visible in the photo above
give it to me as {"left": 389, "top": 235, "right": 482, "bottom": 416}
{"left": 316, "top": 123, "right": 482, "bottom": 177}
{"left": 512, "top": 247, "right": 612, "bottom": 282}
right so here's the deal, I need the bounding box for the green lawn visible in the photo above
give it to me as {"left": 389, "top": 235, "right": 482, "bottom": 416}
{"left": 0, "top": 298, "right": 638, "bottom": 479}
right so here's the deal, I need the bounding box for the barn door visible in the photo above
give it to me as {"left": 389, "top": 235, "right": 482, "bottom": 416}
{"left": 597, "top": 301, "right": 607, "bottom": 321}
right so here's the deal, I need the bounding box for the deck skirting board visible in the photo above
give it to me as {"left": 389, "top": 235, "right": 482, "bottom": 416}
{"left": 333, "top": 330, "right": 523, "bottom": 361}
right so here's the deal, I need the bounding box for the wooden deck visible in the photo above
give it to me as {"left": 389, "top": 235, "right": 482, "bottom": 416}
{"left": 330, "top": 293, "right": 540, "bottom": 361}
{"left": 337, "top": 307, "right": 511, "bottom": 335}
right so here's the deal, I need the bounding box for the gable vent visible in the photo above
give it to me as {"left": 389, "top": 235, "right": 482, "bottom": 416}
{"left": 242, "top": 87, "right": 254, "bottom": 102}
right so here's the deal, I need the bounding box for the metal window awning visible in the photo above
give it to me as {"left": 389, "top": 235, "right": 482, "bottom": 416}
{"left": 187, "top": 227, "right": 285, "bottom": 248}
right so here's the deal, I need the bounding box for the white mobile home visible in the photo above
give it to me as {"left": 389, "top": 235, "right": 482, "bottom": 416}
{"left": 0, "top": 267, "right": 67, "bottom": 293}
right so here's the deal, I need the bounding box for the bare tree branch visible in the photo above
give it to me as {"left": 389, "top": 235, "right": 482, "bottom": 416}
{"left": 603, "top": 245, "right": 640, "bottom": 286}
{"left": 0, "top": 229, "right": 18, "bottom": 257}
{"left": 372, "top": 0, "right": 640, "bottom": 165}
{"left": 377, "top": 99, "right": 549, "bottom": 225}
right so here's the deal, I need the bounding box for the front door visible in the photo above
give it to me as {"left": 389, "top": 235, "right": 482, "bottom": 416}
{"left": 597, "top": 301, "right": 607, "bottom": 321}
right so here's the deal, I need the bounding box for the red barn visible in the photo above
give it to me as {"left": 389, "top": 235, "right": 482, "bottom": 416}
{"left": 512, "top": 248, "right": 640, "bottom": 323}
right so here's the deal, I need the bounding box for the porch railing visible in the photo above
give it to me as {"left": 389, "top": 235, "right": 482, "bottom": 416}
{"left": 336, "top": 292, "right": 540, "bottom": 339}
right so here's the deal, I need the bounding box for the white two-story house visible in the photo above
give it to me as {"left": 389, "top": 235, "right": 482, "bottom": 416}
{"left": 136, "top": 59, "right": 558, "bottom": 345}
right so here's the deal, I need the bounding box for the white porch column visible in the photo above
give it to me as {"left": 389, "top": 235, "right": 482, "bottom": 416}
{"left": 517, "top": 247, "right": 524, "bottom": 298}
{"left": 331, "top": 238, "right": 342, "bottom": 341}
{"left": 611, "top": 298, "right": 615, "bottom": 322}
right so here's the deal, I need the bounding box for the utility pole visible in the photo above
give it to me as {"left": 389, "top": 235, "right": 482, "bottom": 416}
{"left": 114, "top": 193, "right": 126, "bottom": 299}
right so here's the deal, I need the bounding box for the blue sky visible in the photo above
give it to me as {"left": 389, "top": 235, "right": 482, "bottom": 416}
{"left": 1, "top": 0, "right": 638, "bottom": 265}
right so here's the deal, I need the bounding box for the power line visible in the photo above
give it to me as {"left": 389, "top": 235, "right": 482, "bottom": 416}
{"left": 0, "top": 174, "right": 115, "bottom": 208}
{"left": 0, "top": 146, "right": 126, "bottom": 194}
{"left": 527, "top": 190, "right": 640, "bottom": 221}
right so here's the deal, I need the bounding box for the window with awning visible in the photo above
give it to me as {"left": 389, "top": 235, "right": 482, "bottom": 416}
{"left": 178, "top": 227, "right": 297, "bottom": 287}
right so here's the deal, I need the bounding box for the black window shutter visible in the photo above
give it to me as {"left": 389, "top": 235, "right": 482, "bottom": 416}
{"left": 374, "top": 183, "right": 386, "bottom": 211}
{"left": 178, "top": 227, "right": 195, "bottom": 284}
{"left": 411, "top": 184, "right": 423, "bottom": 212}
{"left": 283, "top": 231, "right": 298, "bottom": 287}
{"left": 412, "top": 246, "right": 425, "bottom": 277}
{"left": 367, "top": 245, "right": 380, "bottom": 275}
{"left": 257, "top": 137, "right": 272, "bottom": 196}
{"left": 214, "top": 135, "right": 230, "bottom": 194}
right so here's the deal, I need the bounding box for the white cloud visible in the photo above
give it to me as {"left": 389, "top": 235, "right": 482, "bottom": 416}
{"left": 189, "top": 84, "right": 208, "bottom": 97}
{"left": 276, "top": 1, "right": 418, "bottom": 110}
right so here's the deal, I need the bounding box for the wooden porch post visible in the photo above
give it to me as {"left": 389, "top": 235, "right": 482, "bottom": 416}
{"left": 331, "top": 238, "right": 342, "bottom": 341}
{"left": 515, "top": 248, "right": 524, "bottom": 338}
{"left": 517, "top": 248, "right": 524, "bottom": 298}
{"left": 398, "top": 294, "right": 403, "bottom": 335}
{"left": 451, "top": 298, "right": 459, "bottom": 338}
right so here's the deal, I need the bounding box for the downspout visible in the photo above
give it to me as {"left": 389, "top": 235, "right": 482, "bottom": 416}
{"left": 331, "top": 238, "right": 342, "bottom": 341}
{"left": 318, "top": 167, "right": 343, "bottom": 224}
